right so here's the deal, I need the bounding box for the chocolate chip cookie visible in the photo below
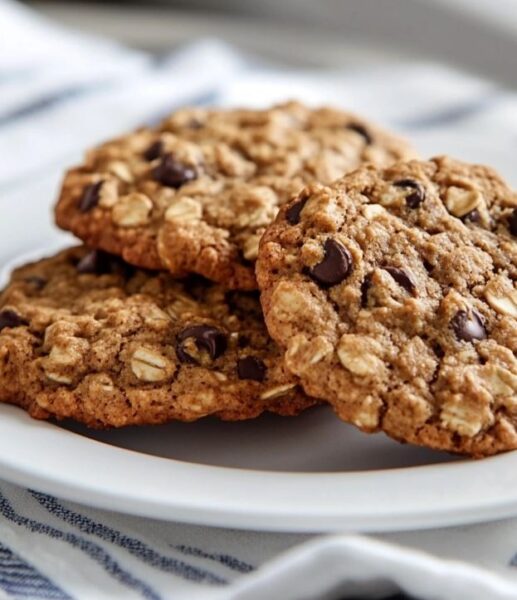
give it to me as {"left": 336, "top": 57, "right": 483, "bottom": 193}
{"left": 257, "top": 156, "right": 517, "bottom": 456}
{"left": 0, "top": 247, "right": 315, "bottom": 428}
{"left": 55, "top": 102, "right": 416, "bottom": 289}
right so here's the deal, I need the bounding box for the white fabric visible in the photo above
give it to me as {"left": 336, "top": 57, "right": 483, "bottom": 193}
{"left": 1, "top": 1, "right": 517, "bottom": 598}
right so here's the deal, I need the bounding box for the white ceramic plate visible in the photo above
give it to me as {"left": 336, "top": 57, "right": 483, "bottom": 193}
{"left": 4, "top": 402, "right": 517, "bottom": 533}
{"left": 1, "top": 142, "right": 517, "bottom": 533}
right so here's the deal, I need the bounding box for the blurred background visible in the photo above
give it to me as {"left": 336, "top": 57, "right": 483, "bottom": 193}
{"left": 23, "top": 0, "right": 517, "bottom": 86}
{"left": 4, "top": 0, "right": 517, "bottom": 220}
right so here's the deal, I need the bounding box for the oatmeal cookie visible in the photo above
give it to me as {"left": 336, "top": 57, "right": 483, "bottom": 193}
{"left": 0, "top": 247, "right": 315, "bottom": 427}
{"left": 55, "top": 102, "right": 415, "bottom": 289}
{"left": 257, "top": 156, "right": 517, "bottom": 456}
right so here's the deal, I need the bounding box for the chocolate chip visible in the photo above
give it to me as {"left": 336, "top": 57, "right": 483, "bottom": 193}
{"left": 509, "top": 209, "right": 517, "bottom": 236}
{"left": 23, "top": 276, "right": 46, "bottom": 289}
{"left": 451, "top": 309, "right": 487, "bottom": 342}
{"left": 463, "top": 209, "right": 480, "bottom": 223}
{"left": 423, "top": 260, "right": 434, "bottom": 273}
{"left": 393, "top": 179, "right": 425, "bottom": 208}
{"left": 76, "top": 249, "right": 130, "bottom": 276}
{"left": 237, "top": 335, "right": 250, "bottom": 349}
{"left": 237, "top": 356, "right": 266, "bottom": 382}
{"left": 346, "top": 123, "right": 372, "bottom": 145}
{"left": 286, "top": 195, "right": 309, "bottom": 225}
{"left": 176, "top": 325, "right": 227, "bottom": 364}
{"left": 77, "top": 250, "right": 108, "bottom": 274}
{"left": 152, "top": 155, "right": 197, "bottom": 188}
{"left": 0, "top": 309, "right": 28, "bottom": 332}
{"left": 309, "top": 239, "right": 353, "bottom": 288}
{"left": 79, "top": 181, "right": 103, "bottom": 213}
{"left": 143, "top": 140, "right": 164, "bottom": 161}
{"left": 432, "top": 342, "right": 445, "bottom": 358}
{"left": 360, "top": 273, "right": 373, "bottom": 307}
{"left": 383, "top": 266, "right": 417, "bottom": 295}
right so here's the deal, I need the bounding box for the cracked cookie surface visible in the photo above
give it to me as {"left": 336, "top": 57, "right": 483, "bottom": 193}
{"left": 0, "top": 247, "right": 315, "bottom": 428}
{"left": 55, "top": 101, "right": 415, "bottom": 289}
{"left": 257, "top": 156, "right": 517, "bottom": 456}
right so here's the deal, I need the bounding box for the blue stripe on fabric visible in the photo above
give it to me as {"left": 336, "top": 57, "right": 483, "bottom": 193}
{"left": 396, "top": 93, "right": 498, "bottom": 129}
{"left": 0, "top": 84, "right": 106, "bottom": 127}
{"left": 173, "top": 545, "right": 254, "bottom": 574}
{"left": 0, "top": 490, "right": 161, "bottom": 600}
{"left": 31, "top": 491, "right": 226, "bottom": 585}
{"left": 0, "top": 541, "right": 70, "bottom": 599}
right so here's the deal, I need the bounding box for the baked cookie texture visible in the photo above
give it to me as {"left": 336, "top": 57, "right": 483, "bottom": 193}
{"left": 257, "top": 156, "right": 517, "bottom": 456}
{"left": 0, "top": 247, "right": 315, "bottom": 428}
{"left": 55, "top": 101, "right": 416, "bottom": 290}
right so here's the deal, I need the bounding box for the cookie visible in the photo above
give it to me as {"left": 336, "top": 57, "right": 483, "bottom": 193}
{"left": 0, "top": 247, "right": 316, "bottom": 428}
{"left": 257, "top": 156, "right": 517, "bottom": 456}
{"left": 55, "top": 101, "right": 416, "bottom": 289}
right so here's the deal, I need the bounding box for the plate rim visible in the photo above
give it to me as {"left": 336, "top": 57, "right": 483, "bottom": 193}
{"left": 1, "top": 404, "right": 517, "bottom": 532}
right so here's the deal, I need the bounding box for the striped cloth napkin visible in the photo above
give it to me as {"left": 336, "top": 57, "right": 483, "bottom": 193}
{"left": 2, "top": 1, "right": 517, "bottom": 598}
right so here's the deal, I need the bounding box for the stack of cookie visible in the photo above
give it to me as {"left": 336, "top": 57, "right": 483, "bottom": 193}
{"left": 1, "top": 102, "right": 516, "bottom": 457}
